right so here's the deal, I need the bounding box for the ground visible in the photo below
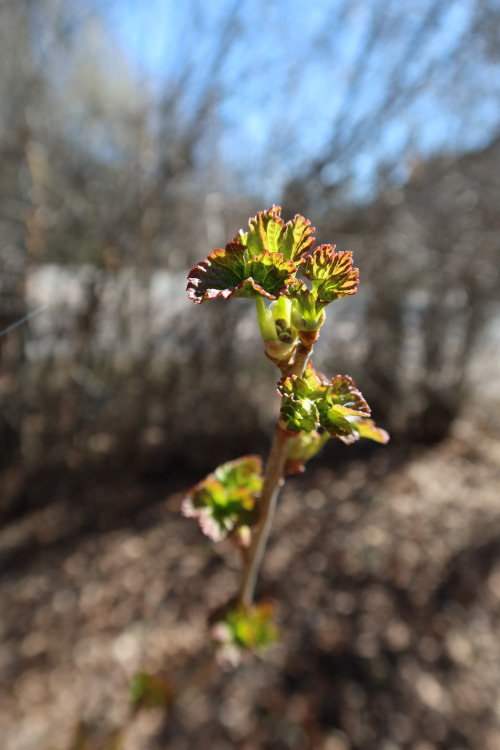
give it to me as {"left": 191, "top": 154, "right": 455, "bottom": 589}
{"left": 1, "top": 419, "right": 500, "bottom": 750}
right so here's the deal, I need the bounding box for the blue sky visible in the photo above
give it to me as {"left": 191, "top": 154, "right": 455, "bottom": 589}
{"left": 108, "top": 0, "right": 180, "bottom": 78}
{"left": 102, "top": 0, "right": 500, "bottom": 200}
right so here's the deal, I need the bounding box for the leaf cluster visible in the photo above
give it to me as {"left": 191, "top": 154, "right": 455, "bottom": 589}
{"left": 186, "top": 206, "right": 358, "bottom": 342}
{"left": 182, "top": 456, "right": 263, "bottom": 543}
{"left": 278, "top": 361, "right": 388, "bottom": 444}
{"left": 210, "top": 601, "right": 278, "bottom": 667}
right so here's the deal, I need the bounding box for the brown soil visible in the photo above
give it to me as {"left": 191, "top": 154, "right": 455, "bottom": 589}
{"left": 1, "top": 421, "right": 500, "bottom": 750}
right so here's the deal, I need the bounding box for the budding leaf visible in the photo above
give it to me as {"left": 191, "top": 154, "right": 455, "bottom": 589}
{"left": 182, "top": 456, "right": 263, "bottom": 542}
{"left": 235, "top": 205, "right": 281, "bottom": 250}
{"left": 351, "top": 418, "right": 390, "bottom": 444}
{"left": 279, "top": 390, "right": 319, "bottom": 434}
{"left": 210, "top": 601, "right": 278, "bottom": 667}
{"left": 282, "top": 213, "right": 315, "bottom": 262}
{"left": 278, "top": 362, "right": 370, "bottom": 443}
{"left": 316, "top": 403, "right": 361, "bottom": 442}
{"left": 187, "top": 243, "right": 296, "bottom": 303}
{"left": 326, "top": 374, "right": 371, "bottom": 415}
{"left": 235, "top": 206, "right": 314, "bottom": 263}
{"left": 246, "top": 206, "right": 285, "bottom": 256}
{"left": 302, "top": 246, "right": 359, "bottom": 302}
{"left": 285, "top": 430, "right": 330, "bottom": 474}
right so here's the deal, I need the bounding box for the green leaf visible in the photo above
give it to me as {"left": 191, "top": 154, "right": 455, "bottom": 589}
{"left": 286, "top": 280, "right": 326, "bottom": 332}
{"left": 239, "top": 205, "right": 285, "bottom": 256}
{"left": 187, "top": 242, "right": 296, "bottom": 303}
{"left": 288, "top": 279, "right": 320, "bottom": 324}
{"left": 302, "top": 246, "right": 359, "bottom": 302}
{"left": 242, "top": 252, "right": 296, "bottom": 298}
{"left": 351, "top": 418, "right": 390, "bottom": 444}
{"left": 279, "top": 392, "right": 320, "bottom": 434}
{"left": 234, "top": 207, "right": 314, "bottom": 263}
{"left": 282, "top": 213, "right": 315, "bottom": 262}
{"left": 210, "top": 601, "right": 278, "bottom": 666}
{"left": 277, "top": 364, "right": 324, "bottom": 433}
{"left": 182, "top": 456, "right": 263, "bottom": 542}
{"left": 316, "top": 403, "right": 360, "bottom": 442}
{"left": 278, "top": 362, "right": 370, "bottom": 441}
{"left": 327, "top": 374, "right": 371, "bottom": 415}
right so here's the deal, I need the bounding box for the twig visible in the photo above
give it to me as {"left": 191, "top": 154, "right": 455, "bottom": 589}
{"left": 238, "top": 424, "right": 290, "bottom": 607}
{"left": 237, "top": 340, "right": 315, "bottom": 607}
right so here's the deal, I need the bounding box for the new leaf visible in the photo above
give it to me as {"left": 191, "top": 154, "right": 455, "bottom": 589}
{"left": 187, "top": 243, "right": 296, "bottom": 303}
{"left": 210, "top": 601, "right": 278, "bottom": 667}
{"left": 236, "top": 206, "right": 315, "bottom": 263}
{"left": 182, "top": 456, "right": 263, "bottom": 542}
{"left": 302, "top": 246, "right": 359, "bottom": 302}
{"left": 278, "top": 362, "right": 372, "bottom": 443}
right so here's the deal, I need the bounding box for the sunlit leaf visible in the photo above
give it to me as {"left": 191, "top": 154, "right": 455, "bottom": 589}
{"left": 210, "top": 600, "right": 278, "bottom": 667}
{"left": 351, "top": 417, "right": 390, "bottom": 444}
{"left": 287, "top": 279, "right": 326, "bottom": 331}
{"left": 302, "top": 246, "right": 359, "bottom": 302}
{"left": 242, "top": 251, "right": 296, "bottom": 297}
{"left": 278, "top": 362, "right": 370, "bottom": 441}
{"left": 277, "top": 364, "right": 323, "bottom": 433}
{"left": 327, "top": 374, "right": 370, "bottom": 415}
{"left": 278, "top": 391, "right": 319, "bottom": 434}
{"left": 316, "top": 403, "right": 361, "bottom": 442}
{"left": 282, "top": 213, "right": 315, "bottom": 262}
{"left": 246, "top": 206, "right": 285, "bottom": 256}
{"left": 235, "top": 206, "right": 314, "bottom": 263}
{"left": 182, "top": 456, "right": 263, "bottom": 542}
{"left": 187, "top": 242, "right": 296, "bottom": 303}
{"left": 234, "top": 205, "right": 282, "bottom": 248}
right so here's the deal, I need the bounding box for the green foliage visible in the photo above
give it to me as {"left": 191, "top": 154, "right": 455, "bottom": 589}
{"left": 187, "top": 242, "right": 296, "bottom": 303}
{"left": 350, "top": 417, "right": 390, "bottom": 444}
{"left": 187, "top": 206, "right": 364, "bottom": 356}
{"left": 302, "top": 245, "right": 359, "bottom": 302}
{"left": 182, "top": 456, "right": 263, "bottom": 542}
{"left": 210, "top": 601, "right": 278, "bottom": 666}
{"left": 188, "top": 207, "right": 360, "bottom": 339}
{"left": 234, "top": 205, "right": 315, "bottom": 262}
{"left": 277, "top": 361, "right": 385, "bottom": 445}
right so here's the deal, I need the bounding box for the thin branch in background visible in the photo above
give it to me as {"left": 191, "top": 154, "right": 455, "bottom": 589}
{"left": 0, "top": 305, "right": 46, "bottom": 339}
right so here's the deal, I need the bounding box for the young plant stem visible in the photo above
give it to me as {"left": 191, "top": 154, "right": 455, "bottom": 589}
{"left": 237, "top": 424, "right": 290, "bottom": 607}
{"left": 288, "top": 341, "right": 313, "bottom": 377}
{"left": 237, "top": 339, "right": 315, "bottom": 607}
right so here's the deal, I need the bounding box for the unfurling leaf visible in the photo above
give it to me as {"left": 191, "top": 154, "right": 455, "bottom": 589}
{"left": 278, "top": 362, "right": 371, "bottom": 442}
{"left": 302, "top": 246, "right": 359, "bottom": 302}
{"left": 288, "top": 279, "right": 326, "bottom": 331}
{"left": 351, "top": 417, "right": 390, "bottom": 444}
{"left": 210, "top": 600, "right": 278, "bottom": 667}
{"left": 187, "top": 242, "right": 296, "bottom": 303}
{"left": 182, "top": 456, "right": 263, "bottom": 542}
{"left": 235, "top": 206, "right": 315, "bottom": 263}
{"left": 282, "top": 213, "right": 315, "bottom": 262}
{"left": 326, "top": 374, "right": 371, "bottom": 415}
{"left": 242, "top": 206, "right": 286, "bottom": 256}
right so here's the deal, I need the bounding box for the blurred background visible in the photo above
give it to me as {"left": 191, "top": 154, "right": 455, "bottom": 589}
{"left": 1, "top": 0, "right": 500, "bottom": 748}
